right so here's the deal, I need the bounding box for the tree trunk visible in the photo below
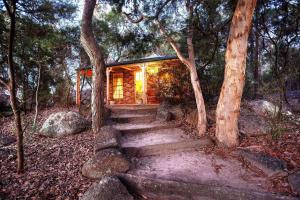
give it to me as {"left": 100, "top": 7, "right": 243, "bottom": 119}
{"left": 216, "top": 0, "right": 257, "bottom": 147}
{"left": 4, "top": 0, "right": 24, "bottom": 173}
{"left": 81, "top": 0, "right": 106, "bottom": 133}
{"left": 186, "top": 17, "right": 207, "bottom": 136}
{"left": 189, "top": 66, "right": 207, "bottom": 135}
{"left": 33, "top": 65, "right": 41, "bottom": 128}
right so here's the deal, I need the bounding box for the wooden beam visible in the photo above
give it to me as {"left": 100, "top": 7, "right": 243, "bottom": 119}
{"left": 106, "top": 68, "right": 111, "bottom": 105}
{"left": 142, "top": 64, "right": 147, "bottom": 104}
{"left": 76, "top": 71, "right": 81, "bottom": 105}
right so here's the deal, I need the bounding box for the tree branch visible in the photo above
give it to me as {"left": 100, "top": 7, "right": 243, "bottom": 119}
{"left": 155, "top": 20, "right": 191, "bottom": 68}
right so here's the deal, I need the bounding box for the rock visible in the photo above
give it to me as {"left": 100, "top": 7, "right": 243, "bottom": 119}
{"left": 82, "top": 148, "right": 130, "bottom": 179}
{"left": 248, "top": 100, "right": 279, "bottom": 117}
{"left": 239, "top": 115, "right": 270, "bottom": 136}
{"left": 94, "top": 126, "right": 120, "bottom": 152}
{"left": 156, "top": 110, "right": 172, "bottom": 122}
{"left": 236, "top": 149, "right": 287, "bottom": 177}
{"left": 156, "top": 101, "right": 185, "bottom": 121}
{"left": 185, "top": 109, "right": 198, "bottom": 127}
{"left": 156, "top": 101, "right": 172, "bottom": 121}
{"left": 170, "top": 104, "right": 185, "bottom": 120}
{"left": 80, "top": 176, "right": 134, "bottom": 200}
{"left": 39, "top": 111, "right": 90, "bottom": 137}
{"left": 288, "top": 171, "right": 300, "bottom": 195}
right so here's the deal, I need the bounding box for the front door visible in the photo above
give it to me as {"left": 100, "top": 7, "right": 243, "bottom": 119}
{"left": 135, "top": 71, "right": 143, "bottom": 104}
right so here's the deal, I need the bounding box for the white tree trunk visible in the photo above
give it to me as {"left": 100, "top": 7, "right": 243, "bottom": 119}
{"left": 33, "top": 65, "right": 41, "bottom": 128}
{"left": 216, "top": 0, "right": 257, "bottom": 147}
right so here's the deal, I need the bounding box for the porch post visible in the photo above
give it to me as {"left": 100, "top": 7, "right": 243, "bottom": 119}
{"left": 106, "top": 68, "right": 110, "bottom": 105}
{"left": 76, "top": 70, "right": 81, "bottom": 105}
{"left": 142, "top": 64, "right": 147, "bottom": 104}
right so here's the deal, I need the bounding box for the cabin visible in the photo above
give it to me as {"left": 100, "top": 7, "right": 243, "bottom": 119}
{"left": 76, "top": 56, "right": 183, "bottom": 105}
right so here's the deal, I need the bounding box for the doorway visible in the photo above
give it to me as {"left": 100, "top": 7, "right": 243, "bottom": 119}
{"left": 135, "top": 71, "right": 143, "bottom": 104}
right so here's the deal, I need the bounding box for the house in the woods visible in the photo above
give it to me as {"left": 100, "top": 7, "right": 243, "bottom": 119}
{"left": 76, "top": 56, "right": 182, "bottom": 105}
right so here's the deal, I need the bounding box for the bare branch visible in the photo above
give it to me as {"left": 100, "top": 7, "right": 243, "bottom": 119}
{"left": 155, "top": 20, "right": 191, "bottom": 68}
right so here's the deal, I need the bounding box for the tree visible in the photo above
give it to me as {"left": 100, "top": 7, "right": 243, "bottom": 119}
{"left": 0, "top": 0, "right": 24, "bottom": 173}
{"left": 215, "top": 0, "right": 257, "bottom": 147}
{"left": 81, "top": 0, "right": 106, "bottom": 133}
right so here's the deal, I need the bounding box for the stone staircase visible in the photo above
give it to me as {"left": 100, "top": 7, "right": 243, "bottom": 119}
{"left": 105, "top": 105, "right": 296, "bottom": 200}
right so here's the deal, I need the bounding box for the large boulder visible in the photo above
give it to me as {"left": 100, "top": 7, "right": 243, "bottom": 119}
{"left": 235, "top": 148, "right": 287, "bottom": 177}
{"left": 82, "top": 148, "right": 130, "bottom": 179}
{"left": 156, "top": 101, "right": 172, "bottom": 121}
{"left": 156, "top": 101, "right": 185, "bottom": 121}
{"left": 248, "top": 100, "right": 279, "bottom": 117}
{"left": 39, "top": 111, "right": 90, "bottom": 137}
{"left": 80, "top": 176, "right": 134, "bottom": 200}
{"left": 94, "top": 126, "right": 121, "bottom": 152}
{"left": 239, "top": 115, "right": 270, "bottom": 136}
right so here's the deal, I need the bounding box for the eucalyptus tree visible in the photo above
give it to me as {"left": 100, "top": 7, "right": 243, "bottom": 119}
{"left": 81, "top": 0, "right": 106, "bottom": 133}
{"left": 216, "top": 0, "right": 257, "bottom": 147}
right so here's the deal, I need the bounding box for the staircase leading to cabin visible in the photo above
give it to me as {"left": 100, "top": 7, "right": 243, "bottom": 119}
{"left": 107, "top": 105, "right": 295, "bottom": 200}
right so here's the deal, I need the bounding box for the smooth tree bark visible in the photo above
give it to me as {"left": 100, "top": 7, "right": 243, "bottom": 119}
{"left": 33, "top": 65, "right": 41, "bottom": 128}
{"left": 215, "top": 0, "right": 257, "bottom": 147}
{"left": 81, "top": 0, "right": 106, "bottom": 133}
{"left": 2, "top": 0, "right": 24, "bottom": 173}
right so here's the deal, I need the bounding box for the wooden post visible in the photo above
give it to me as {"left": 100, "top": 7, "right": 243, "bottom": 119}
{"left": 106, "top": 68, "right": 110, "bottom": 105}
{"left": 76, "top": 71, "right": 81, "bottom": 105}
{"left": 142, "top": 64, "right": 147, "bottom": 104}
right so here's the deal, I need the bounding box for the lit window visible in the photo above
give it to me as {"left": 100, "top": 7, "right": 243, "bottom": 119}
{"left": 113, "top": 73, "right": 123, "bottom": 99}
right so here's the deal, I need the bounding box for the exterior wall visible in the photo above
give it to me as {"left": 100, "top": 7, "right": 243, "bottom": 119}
{"left": 78, "top": 59, "right": 182, "bottom": 105}
{"left": 108, "top": 69, "right": 135, "bottom": 104}
{"left": 147, "top": 72, "right": 159, "bottom": 104}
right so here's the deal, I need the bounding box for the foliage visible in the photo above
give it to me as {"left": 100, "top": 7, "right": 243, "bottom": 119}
{"left": 156, "top": 63, "right": 194, "bottom": 104}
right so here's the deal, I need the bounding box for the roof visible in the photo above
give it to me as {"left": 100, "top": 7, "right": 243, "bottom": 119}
{"left": 77, "top": 55, "right": 179, "bottom": 71}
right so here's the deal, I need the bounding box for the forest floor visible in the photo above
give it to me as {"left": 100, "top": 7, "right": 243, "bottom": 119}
{"left": 0, "top": 106, "right": 299, "bottom": 199}
{"left": 0, "top": 107, "right": 94, "bottom": 200}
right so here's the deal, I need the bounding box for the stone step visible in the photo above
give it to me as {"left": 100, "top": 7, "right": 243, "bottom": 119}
{"left": 108, "top": 105, "right": 158, "bottom": 115}
{"left": 113, "top": 122, "right": 180, "bottom": 135}
{"left": 110, "top": 113, "right": 156, "bottom": 124}
{"left": 122, "top": 138, "right": 214, "bottom": 157}
{"left": 117, "top": 174, "right": 296, "bottom": 200}
{"left": 120, "top": 128, "right": 191, "bottom": 148}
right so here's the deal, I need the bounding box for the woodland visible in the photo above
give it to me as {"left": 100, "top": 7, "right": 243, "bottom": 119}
{"left": 0, "top": 0, "right": 300, "bottom": 199}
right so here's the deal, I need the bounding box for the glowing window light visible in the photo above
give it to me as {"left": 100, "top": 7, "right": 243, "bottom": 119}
{"left": 147, "top": 66, "right": 159, "bottom": 74}
{"left": 113, "top": 73, "right": 123, "bottom": 99}
{"left": 135, "top": 71, "right": 143, "bottom": 100}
